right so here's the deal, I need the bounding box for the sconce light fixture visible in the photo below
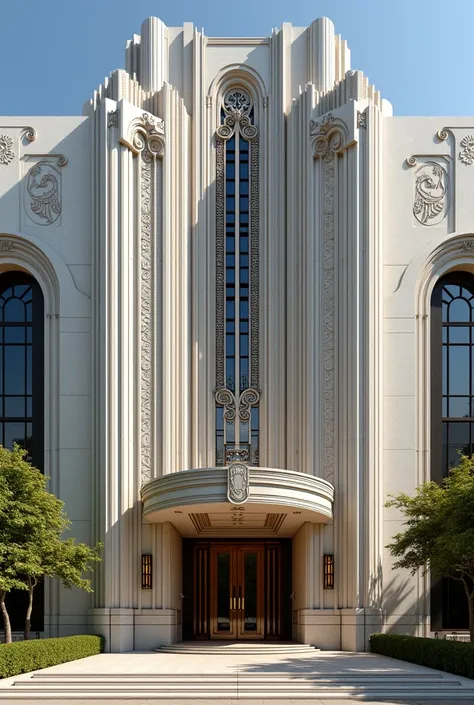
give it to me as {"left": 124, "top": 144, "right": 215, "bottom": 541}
{"left": 323, "top": 554, "right": 334, "bottom": 589}
{"left": 141, "top": 554, "right": 152, "bottom": 590}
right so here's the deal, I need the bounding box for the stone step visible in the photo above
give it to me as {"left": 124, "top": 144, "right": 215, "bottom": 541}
{"left": 156, "top": 644, "right": 320, "bottom": 654}
{"left": 29, "top": 673, "right": 447, "bottom": 682}
{"left": 7, "top": 687, "right": 474, "bottom": 699}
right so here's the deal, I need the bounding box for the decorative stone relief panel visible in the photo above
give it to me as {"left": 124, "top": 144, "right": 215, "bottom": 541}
{"left": 413, "top": 161, "right": 449, "bottom": 226}
{"left": 121, "top": 111, "right": 165, "bottom": 486}
{"left": 310, "top": 113, "right": 348, "bottom": 483}
{"left": 0, "top": 135, "right": 14, "bottom": 165}
{"left": 24, "top": 161, "right": 62, "bottom": 225}
{"left": 459, "top": 135, "right": 474, "bottom": 165}
{"left": 21, "top": 155, "right": 67, "bottom": 228}
{"left": 227, "top": 462, "right": 250, "bottom": 504}
{"left": 405, "top": 154, "right": 451, "bottom": 229}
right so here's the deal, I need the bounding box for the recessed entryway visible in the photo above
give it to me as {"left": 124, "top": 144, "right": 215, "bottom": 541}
{"left": 182, "top": 539, "right": 292, "bottom": 641}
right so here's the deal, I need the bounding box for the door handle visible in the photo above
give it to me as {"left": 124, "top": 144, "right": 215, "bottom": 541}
{"left": 242, "top": 597, "right": 245, "bottom": 610}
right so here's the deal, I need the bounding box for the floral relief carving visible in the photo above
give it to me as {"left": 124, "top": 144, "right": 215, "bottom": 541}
{"left": 121, "top": 110, "right": 165, "bottom": 486}
{"left": 413, "top": 161, "right": 449, "bottom": 226}
{"left": 462, "top": 240, "right": 474, "bottom": 252}
{"left": 0, "top": 241, "right": 13, "bottom": 252}
{"left": 107, "top": 110, "right": 118, "bottom": 128}
{"left": 357, "top": 110, "right": 367, "bottom": 129}
{"left": 310, "top": 113, "right": 348, "bottom": 483}
{"left": 459, "top": 135, "right": 474, "bottom": 165}
{"left": 0, "top": 135, "right": 14, "bottom": 165}
{"left": 140, "top": 150, "right": 153, "bottom": 486}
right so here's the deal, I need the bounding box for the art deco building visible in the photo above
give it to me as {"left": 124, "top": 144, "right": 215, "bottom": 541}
{"left": 0, "top": 15, "right": 470, "bottom": 651}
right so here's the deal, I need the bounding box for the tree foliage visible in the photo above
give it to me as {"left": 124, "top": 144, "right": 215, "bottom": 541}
{"left": 386, "top": 455, "right": 474, "bottom": 639}
{"left": 0, "top": 445, "right": 101, "bottom": 642}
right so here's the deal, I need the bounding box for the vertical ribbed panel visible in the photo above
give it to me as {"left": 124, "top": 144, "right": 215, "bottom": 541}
{"left": 309, "top": 17, "right": 336, "bottom": 94}
{"left": 335, "top": 35, "right": 351, "bottom": 83}
{"left": 160, "top": 84, "right": 191, "bottom": 475}
{"left": 125, "top": 34, "right": 141, "bottom": 79}
{"left": 141, "top": 17, "right": 168, "bottom": 93}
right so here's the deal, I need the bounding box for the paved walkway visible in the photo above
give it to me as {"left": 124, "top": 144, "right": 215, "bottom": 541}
{"left": 0, "top": 650, "right": 472, "bottom": 702}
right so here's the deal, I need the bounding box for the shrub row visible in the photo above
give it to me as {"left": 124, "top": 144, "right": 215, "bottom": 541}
{"left": 0, "top": 634, "right": 104, "bottom": 679}
{"left": 370, "top": 633, "right": 474, "bottom": 680}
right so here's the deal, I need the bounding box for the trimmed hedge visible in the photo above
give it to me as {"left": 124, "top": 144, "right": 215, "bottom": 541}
{"left": 0, "top": 634, "right": 104, "bottom": 679}
{"left": 370, "top": 633, "right": 474, "bottom": 680}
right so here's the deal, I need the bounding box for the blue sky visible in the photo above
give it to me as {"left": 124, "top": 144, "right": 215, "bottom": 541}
{"left": 2, "top": 0, "right": 473, "bottom": 117}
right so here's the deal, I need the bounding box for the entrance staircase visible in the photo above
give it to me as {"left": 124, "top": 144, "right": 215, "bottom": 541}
{"left": 5, "top": 642, "right": 474, "bottom": 699}
{"left": 155, "top": 640, "right": 320, "bottom": 654}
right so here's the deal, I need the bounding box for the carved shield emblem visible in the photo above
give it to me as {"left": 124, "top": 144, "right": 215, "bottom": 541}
{"left": 227, "top": 462, "right": 249, "bottom": 504}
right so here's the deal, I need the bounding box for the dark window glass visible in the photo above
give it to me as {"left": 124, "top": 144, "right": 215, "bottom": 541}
{"left": 0, "top": 271, "right": 44, "bottom": 632}
{"left": 431, "top": 272, "right": 473, "bottom": 631}
{"left": 0, "top": 274, "right": 43, "bottom": 467}
{"left": 217, "top": 97, "right": 259, "bottom": 466}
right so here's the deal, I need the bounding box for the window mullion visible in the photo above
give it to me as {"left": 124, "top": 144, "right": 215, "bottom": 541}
{"left": 235, "top": 130, "right": 241, "bottom": 444}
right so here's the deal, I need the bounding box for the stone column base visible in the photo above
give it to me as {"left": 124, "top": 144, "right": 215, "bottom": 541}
{"left": 89, "top": 608, "right": 182, "bottom": 652}
{"left": 293, "top": 608, "right": 383, "bottom": 651}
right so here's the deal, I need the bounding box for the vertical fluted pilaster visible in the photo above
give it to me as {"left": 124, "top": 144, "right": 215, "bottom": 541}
{"left": 309, "top": 17, "right": 336, "bottom": 94}
{"left": 140, "top": 17, "right": 169, "bottom": 93}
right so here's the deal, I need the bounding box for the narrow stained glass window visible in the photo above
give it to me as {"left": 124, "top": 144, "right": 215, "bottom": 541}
{"left": 215, "top": 89, "right": 259, "bottom": 466}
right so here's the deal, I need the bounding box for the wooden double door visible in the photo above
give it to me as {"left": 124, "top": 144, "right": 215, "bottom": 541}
{"left": 184, "top": 540, "right": 291, "bottom": 641}
{"left": 210, "top": 543, "right": 264, "bottom": 639}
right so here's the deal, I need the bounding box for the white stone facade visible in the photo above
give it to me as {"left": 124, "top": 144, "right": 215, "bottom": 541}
{"left": 0, "top": 15, "right": 469, "bottom": 651}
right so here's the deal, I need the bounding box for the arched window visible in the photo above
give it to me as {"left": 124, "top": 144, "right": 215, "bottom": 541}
{"left": 0, "top": 272, "right": 44, "bottom": 467}
{"left": 0, "top": 271, "right": 44, "bottom": 632}
{"left": 215, "top": 88, "right": 260, "bottom": 466}
{"left": 431, "top": 271, "right": 472, "bottom": 630}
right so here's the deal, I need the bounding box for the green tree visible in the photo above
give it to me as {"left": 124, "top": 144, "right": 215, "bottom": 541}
{"left": 0, "top": 445, "right": 101, "bottom": 642}
{"left": 386, "top": 455, "right": 474, "bottom": 641}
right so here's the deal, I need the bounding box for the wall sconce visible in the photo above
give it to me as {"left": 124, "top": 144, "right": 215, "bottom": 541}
{"left": 323, "top": 554, "right": 334, "bottom": 589}
{"left": 141, "top": 554, "right": 152, "bottom": 590}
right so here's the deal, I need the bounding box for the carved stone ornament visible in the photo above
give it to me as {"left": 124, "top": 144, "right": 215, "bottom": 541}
{"left": 357, "top": 110, "right": 367, "bottom": 129}
{"left": 462, "top": 240, "right": 474, "bottom": 252}
{"left": 227, "top": 462, "right": 250, "bottom": 504}
{"left": 121, "top": 112, "right": 165, "bottom": 158}
{"left": 120, "top": 111, "right": 165, "bottom": 486}
{"left": 0, "top": 134, "right": 14, "bottom": 165}
{"left": 0, "top": 241, "right": 13, "bottom": 252}
{"left": 108, "top": 110, "right": 118, "bottom": 128}
{"left": 413, "top": 161, "right": 449, "bottom": 226}
{"left": 310, "top": 113, "right": 349, "bottom": 483}
{"left": 226, "top": 447, "right": 250, "bottom": 463}
{"left": 459, "top": 135, "right": 474, "bottom": 165}
{"left": 214, "top": 386, "right": 260, "bottom": 423}
{"left": 24, "top": 161, "right": 61, "bottom": 225}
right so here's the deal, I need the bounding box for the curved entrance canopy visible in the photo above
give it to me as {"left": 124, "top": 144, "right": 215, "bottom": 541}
{"left": 141, "top": 467, "right": 334, "bottom": 537}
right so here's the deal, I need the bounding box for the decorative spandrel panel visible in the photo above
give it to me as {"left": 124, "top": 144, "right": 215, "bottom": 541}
{"left": 411, "top": 159, "right": 450, "bottom": 228}
{"left": 215, "top": 88, "right": 260, "bottom": 467}
{"left": 21, "top": 155, "right": 67, "bottom": 229}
